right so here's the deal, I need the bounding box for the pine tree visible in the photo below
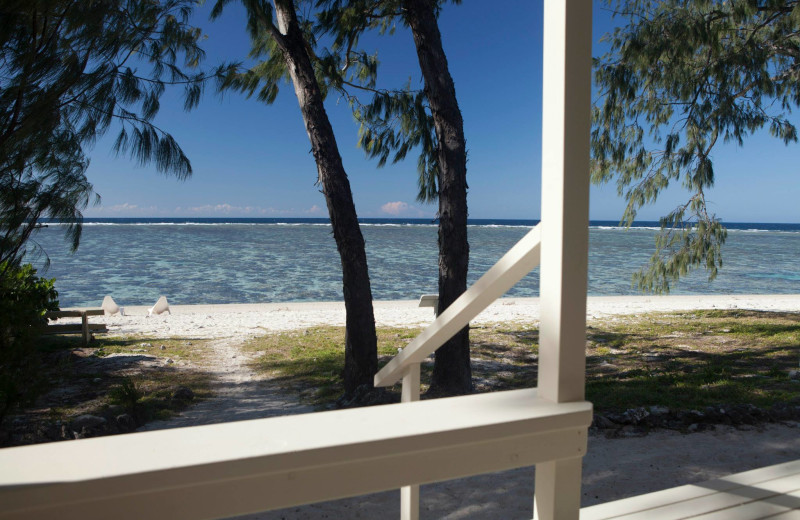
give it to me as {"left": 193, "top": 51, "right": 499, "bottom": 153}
{"left": 593, "top": 0, "right": 800, "bottom": 292}
{"left": 0, "top": 0, "right": 217, "bottom": 280}
{"left": 211, "top": 0, "right": 378, "bottom": 397}
{"left": 317, "top": 0, "right": 472, "bottom": 395}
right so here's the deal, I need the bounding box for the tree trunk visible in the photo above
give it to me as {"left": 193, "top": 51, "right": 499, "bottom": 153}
{"left": 273, "top": 0, "right": 377, "bottom": 396}
{"left": 404, "top": 0, "right": 471, "bottom": 395}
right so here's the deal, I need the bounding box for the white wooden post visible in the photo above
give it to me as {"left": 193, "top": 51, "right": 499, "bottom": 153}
{"left": 400, "top": 363, "right": 421, "bottom": 520}
{"left": 534, "top": 1, "right": 592, "bottom": 519}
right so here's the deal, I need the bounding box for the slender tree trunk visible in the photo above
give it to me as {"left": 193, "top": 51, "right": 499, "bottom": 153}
{"left": 404, "top": 0, "right": 471, "bottom": 395}
{"left": 273, "top": 0, "right": 377, "bottom": 396}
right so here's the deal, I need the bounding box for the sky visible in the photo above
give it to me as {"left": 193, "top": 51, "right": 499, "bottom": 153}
{"left": 82, "top": 1, "right": 800, "bottom": 223}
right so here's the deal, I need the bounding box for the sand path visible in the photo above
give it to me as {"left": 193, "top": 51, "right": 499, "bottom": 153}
{"left": 138, "top": 338, "right": 312, "bottom": 432}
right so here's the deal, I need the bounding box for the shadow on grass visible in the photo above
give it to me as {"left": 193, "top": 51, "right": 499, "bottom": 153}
{"left": 247, "top": 311, "right": 800, "bottom": 414}
{"left": 3, "top": 334, "right": 216, "bottom": 447}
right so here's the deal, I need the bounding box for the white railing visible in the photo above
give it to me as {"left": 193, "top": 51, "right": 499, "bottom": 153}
{"left": 377, "top": 224, "right": 541, "bottom": 520}
{"left": 374, "top": 223, "right": 541, "bottom": 388}
{"left": 0, "top": 388, "right": 591, "bottom": 520}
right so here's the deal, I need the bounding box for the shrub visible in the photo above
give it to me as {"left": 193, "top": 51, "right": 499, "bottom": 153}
{"left": 0, "top": 262, "right": 59, "bottom": 423}
{"left": 108, "top": 378, "right": 143, "bottom": 414}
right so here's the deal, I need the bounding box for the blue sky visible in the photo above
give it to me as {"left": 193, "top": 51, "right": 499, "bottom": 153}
{"left": 82, "top": 1, "right": 800, "bottom": 223}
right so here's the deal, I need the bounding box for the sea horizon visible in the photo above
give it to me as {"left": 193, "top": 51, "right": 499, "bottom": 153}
{"left": 32, "top": 218, "right": 800, "bottom": 307}
{"left": 48, "top": 217, "right": 800, "bottom": 232}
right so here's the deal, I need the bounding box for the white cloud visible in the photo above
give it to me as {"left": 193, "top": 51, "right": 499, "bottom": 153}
{"left": 380, "top": 201, "right": 425, "bottom": 217}
{"left": 90, "top": 203, "right": 159, "bottom": 215}
{"left": 88, "top": 202, "right": 331, "bottom": 218}
{"left": 381, "top": 201, "right": 409, "bottom": 215}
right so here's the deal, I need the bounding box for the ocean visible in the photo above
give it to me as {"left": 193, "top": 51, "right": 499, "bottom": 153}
{"left": 29, "top": 218, "right": 800, "bottom": 307}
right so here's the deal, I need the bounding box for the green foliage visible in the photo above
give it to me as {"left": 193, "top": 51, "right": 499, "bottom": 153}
{"left": 108, "top": 377, "right": 143, "bottom": 413}
{"left": 0, "top": 262, "right": 58, "bottom": 423}
{"left": 315, "top": 0, "right": 454, "bottom": 203}
{"left": 593, "top": 0, "right": 800, "bottom": 292}
{"left": 0, "top": 0, "right": 220, "bottom": 277}
{"left": 212, "top": 0, "right": 455, "bottom": 202}
{"left": 353, "top": 88, "right": 440, "bottom": 203}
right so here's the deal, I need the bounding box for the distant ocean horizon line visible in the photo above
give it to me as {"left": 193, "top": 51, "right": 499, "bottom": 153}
{"left": 52, "top": 217, "right": 800, "bottom": 233}
{"left": 35, "top": 216, "right": 800, "bottom": 306}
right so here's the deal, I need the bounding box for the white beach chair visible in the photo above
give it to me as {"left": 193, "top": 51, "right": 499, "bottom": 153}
{"left": 101, "top": 295, "right": 125, "bottom": 316}
{"left": 148, "top": 296, "right": 170, "bottom": 316}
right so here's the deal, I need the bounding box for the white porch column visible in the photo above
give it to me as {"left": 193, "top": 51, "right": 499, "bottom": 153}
{"left": 534, "top": 0, "right": 592, "bottom": 519}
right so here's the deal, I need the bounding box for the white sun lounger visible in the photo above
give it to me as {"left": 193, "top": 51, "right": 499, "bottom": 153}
{"left": 148, "top": 296, "right": 170, "bottom": 316}
{"left": 101, "top": 295, "right": 125, "bottom": 316}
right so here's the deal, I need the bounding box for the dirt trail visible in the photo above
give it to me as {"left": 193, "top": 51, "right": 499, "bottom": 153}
{"left": 138, "top": 338, "right": 313, "bottom": 432}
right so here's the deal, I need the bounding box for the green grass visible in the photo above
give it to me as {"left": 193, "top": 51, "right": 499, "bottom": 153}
{"left": 40, "top": 335, "right": 210, "bottom": 364}
{"left": 244, "top": 327, "right": 418, "bottom": 403}
{"left": 243, "top": 310, "right": 800, "bottom": 412}
{"left": 28, "top": 335, "right": 215, "bottom": 423}
{"left": 583, "top": 310, "right": 800, "bottom": 412}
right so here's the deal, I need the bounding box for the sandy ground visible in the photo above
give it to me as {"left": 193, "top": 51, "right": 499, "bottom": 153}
{"left": 66, "top": 293, "right": 800, "bottom": 340}
{"left": 56, "top": 294, "right": 800, "bottom": 517}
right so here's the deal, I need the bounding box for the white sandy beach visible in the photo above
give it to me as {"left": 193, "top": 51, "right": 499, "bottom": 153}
{"left": 59, "top": 294, "right": 800, "bottom": 517}
{"left": 66, "top": 293, "right": 800, "bottom": 339}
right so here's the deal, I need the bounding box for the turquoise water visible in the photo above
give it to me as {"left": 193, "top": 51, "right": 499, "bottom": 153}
{"left": 30, "top": 219, "right": 800, "bottom": 307}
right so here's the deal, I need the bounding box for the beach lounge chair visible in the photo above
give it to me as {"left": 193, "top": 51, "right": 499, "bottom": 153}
{"left": 101, "top": 295, "right": 125, "bottom": 316}
{"left": 148, "top": 296, "right": 170, "bottom": 316}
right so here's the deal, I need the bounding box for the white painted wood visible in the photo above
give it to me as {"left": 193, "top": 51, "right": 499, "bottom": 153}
{"left": 534, "top": 0, "right": 592, "bottom": 518}
{"left": 595, "top": 473, "right": 800, "bottom": 520}
{"left": 581, "top": 460, "right": 800, "bottom": 520}
{"left": 401, "top": 363, "right": 421, "bottom": 520}
{"left": 534, "top": 457, "right": 584, "bottom": 520}
{"left": 418, "top": 294, "right": 438, "bottom": 308}
{"left": 0, "top": 388, "right": 591, "bottom": 520}
{"left": 401, "top": 364, "right": 421, "bottom": 403}
{"left": 765, "top": 510, "right": 800, "bottom": 519}
{"left": 639, "top": 474, "right": 800, "bottom": 520}
{"left": 538, "top": 0, "right": 592, "bottom": 405}
{"left": 401, "top": 485, "right": 420, "bottom": 520}
{"left": 692, "top": 488, "right": 800, "bottom": 520}
{"left": 375, "top": 224, "right": 541, "bottom": 387}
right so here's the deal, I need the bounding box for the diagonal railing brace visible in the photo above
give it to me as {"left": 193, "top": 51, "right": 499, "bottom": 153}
{"left": 375, "top": 223, "right": 542, "bottom": 388}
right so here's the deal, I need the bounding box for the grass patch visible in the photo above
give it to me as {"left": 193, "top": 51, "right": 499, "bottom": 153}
{"left": 244, "top": 310, "right": 800, "bottom": 413}
{"left": 39, "top": 335, "right": 212, "bottom": 365}
{"left": 4, "top": 335, "right": 215, "bottom": 446}
{"left": 39, "top": 335, "right": 215, "bottom": 414}
{"left": 583, "top": 310, "right": 800, "bottom": 412}
{"left": 243, "top": 327, "right": 419, "bottom": 404}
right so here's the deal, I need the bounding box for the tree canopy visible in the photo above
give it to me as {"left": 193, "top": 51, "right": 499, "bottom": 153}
{"left": 593, "top": 0, "right": 800, "bottom": 292}
{"left": 316, "top": 0, "right": 445, "bottom": 203}
{"left": 0, "top": 0, "right": 215, "bottom": 279}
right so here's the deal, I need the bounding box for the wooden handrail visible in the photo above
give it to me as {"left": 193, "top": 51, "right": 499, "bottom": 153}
{"left": 375, "top": 224, "right": 542, "bottom": 388}
{"left": 0, "top": 389, "right": 591, "bottom": 520}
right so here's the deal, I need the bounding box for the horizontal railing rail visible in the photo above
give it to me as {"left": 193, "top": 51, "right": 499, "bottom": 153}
{"left": 0, "top": 389, "right": 592, "bottom": 520}
{"left": 374, "top": 223, "right": 542, "bottom": 388}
